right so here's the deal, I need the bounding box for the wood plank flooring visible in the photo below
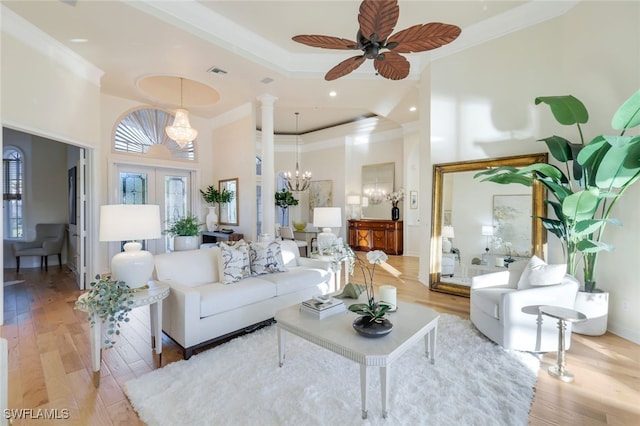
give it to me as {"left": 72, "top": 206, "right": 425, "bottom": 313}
{"left": 2, "top": 256, "right": 639, "bottom": 425}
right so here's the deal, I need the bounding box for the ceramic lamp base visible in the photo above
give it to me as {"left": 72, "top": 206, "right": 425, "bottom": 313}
{"left": 110, "top": 242, "right": 154, "bottom": 289}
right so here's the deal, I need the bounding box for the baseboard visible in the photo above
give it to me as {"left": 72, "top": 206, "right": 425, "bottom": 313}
{"left": 607, "top": 321, "right": 640, "bottom": 345}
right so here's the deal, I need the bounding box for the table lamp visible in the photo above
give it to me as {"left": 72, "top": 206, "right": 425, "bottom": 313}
{"left": 99, "top": 204, "right": 161, "bottom": 289}
{"left": 442, "top": 225, "right": 455, "bottom": 253}
{"left": 347, "top": 195, "right": 361, "bottom": 219}
{"left": 313, "top": 207, "right": 342, "bottom": 250}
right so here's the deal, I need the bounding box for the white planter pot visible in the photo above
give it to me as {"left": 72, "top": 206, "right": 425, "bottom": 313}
{"left": 173, "top": 236, "right": 199, "bottom": 251}
{"left": 572, "top": 290, "right": 609, "bottom": 336}
{"left": 206, "top": 206, "right": 218, "bottom": 232}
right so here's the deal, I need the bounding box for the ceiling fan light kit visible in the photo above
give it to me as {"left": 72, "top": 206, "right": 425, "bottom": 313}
{"left": 292, "top": 0, "right": 461, "bottom": 81}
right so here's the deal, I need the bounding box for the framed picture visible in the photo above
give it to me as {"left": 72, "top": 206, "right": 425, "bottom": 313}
{"left": 493, "top": 194, "right": 531, "bottom": 256}
{"left": 308, "top": 180, "right": 333, "bottom": 220}
{"left": 409, "top": 190, "right": 418, "bottom": 209}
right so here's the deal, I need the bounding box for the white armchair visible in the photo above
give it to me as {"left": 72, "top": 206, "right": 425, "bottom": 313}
{"left": 470, "top": 258, "right": 579, "bottom": 352}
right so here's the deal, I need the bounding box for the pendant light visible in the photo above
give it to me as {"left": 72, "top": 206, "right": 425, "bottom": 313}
{"left": 284, "top": 112, "right": 311, "bottom": 191}
{"left": 165, "top": 77, "right": 198, "bottom": 148}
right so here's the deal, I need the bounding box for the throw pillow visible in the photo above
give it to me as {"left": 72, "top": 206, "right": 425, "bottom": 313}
{"left": 219, "top": 240, "right": 250, "bottom": 284}
{"left": 517, "top": 255, "right": 566, "bottom": 290}
{"left": 248, "top": 241, "right": 287, "bottom": 275}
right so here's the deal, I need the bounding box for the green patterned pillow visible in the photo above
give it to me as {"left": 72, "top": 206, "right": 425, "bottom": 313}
{"left": 219, "top": 240, "right": 250, "bottom": 284}
{"left": 249, "top": 241, "right": 287, "bottom": 275}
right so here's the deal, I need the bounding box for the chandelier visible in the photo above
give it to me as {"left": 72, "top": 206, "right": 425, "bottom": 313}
{"left": 165, "top": 77, "right": 198, "bottom": 148}
{"left": 284, "top": 112, "right": 311, "bottom": 191}
{"left": 364, "top": 186, "right": 385, "bottom": 205}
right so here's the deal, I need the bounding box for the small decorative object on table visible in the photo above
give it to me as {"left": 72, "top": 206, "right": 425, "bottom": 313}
{"left": 75, "top": 274, "right": 135, "bottom": 348}
{"left": 385, "top": 189, "right": 405, "bottom": 221}
{"left": 348, "top": 250, "right": 402, "bottom": 338}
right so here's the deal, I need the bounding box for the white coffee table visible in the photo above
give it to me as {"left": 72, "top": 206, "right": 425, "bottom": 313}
{"left": 275, "top": 301, "right": 439, "bottom": 419}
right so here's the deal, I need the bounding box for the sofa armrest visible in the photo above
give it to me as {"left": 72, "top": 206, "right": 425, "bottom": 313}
{"left": 471, "top": 270, "right": 511, "bottom": 290}
{"left": 155, "top": 279, "right": 202, "bottom": 344}
{"left": 502, "top": 279, "right": 579, "bottom": 322}
{"left": 298, "top": 257, "right": 332, "bottom": 270}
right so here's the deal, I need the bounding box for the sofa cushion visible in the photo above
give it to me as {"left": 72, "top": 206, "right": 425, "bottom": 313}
{"left": 248, "top": 241, "right": 287, "bottom": 275}
{"left": 517, "top": 255, "right": 566, "bottom": 290}
{"left": 260, "top": 266, "right": 331, "bottom": 296}
{"left": 279, "top": 240, "right": 300, "bottom": 268}
{"left": 199, "top": 277, "right": 277, "bottom": 318}
{"left": 153, "top": 248, "right": 220, "bottom": 287}
{"left": 219, "top": 240, "right": 251, "bottom": 284}
{"left": 472, "top": 288, "right": 514, "bottom": 320}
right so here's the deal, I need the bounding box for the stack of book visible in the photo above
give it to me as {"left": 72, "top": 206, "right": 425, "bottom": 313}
{"left": 300, "top": 297, "right": 346, "bottom": 319}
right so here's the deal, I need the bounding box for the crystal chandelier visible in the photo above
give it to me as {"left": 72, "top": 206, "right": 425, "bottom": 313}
{"left": 364, "top": 185, "right": 385, "bottom": 205}
{"left": 165, "top": 77, "right": 198, "bottom": 148}
{"left": 284, "top": 112, "right": 311, "bottom": 191}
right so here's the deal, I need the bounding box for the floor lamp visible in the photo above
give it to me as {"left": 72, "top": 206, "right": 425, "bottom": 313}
{"left": 99, "top": 204, "right": 162, "bottom": 289}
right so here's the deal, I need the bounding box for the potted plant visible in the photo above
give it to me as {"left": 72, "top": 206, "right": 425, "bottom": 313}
{"left": 274, "top": 189, "right": 299, "bottom": 226}
{"left": 475, "top": 89, "right": 640, "bottom": 334}
{"left": 165, "top": 214, "right": 202, "bottom": 251}
{"left": 75, "top": 273, "right": 135, "bottom": 349}
{"left": 200, "top": 185, "right": 234, "bottom": 231}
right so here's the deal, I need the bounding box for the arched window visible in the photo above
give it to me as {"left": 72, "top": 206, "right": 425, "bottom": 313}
{"left": 114, "top": 108, "right": 196, "bottom": 160}
{"left": 3, "top": 147, "right": 24, "bottom": 238}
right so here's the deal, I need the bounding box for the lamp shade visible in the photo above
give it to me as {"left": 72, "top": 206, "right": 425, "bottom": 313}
{"left": 442, "top": 225, "right": 455, "bottom": 239}
{"left": 99, "top": 204, "right": 161, "bottom": 289}
{"left": 313, "top": 207, "right": 342, "bottom": 229}
{"left": 347, "top": 195, "right": 361, "bottom": 205}
{"left": 481, "top": 225, "right": 494, "bottom": 236}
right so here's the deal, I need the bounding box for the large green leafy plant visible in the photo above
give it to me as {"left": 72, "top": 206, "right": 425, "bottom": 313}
{"left": 274, "top": 189, "right": 299, "bottom": 224}
{"left": 476, "top": 90, "right": 640, "bottom": 292}
{"left": 200, "top": 186, "right": 234, "bottom": 205}
{"left": 165, "top": 214, "right": 202, "bottom": 237}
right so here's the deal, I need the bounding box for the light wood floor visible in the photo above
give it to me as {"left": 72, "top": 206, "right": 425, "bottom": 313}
{"left": 2, "top": 256, "right": 639, "bottom": 425}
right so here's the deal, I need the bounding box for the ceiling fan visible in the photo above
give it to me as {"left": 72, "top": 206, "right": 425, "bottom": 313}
{"left": 292, "top": 0, "right": 461, "bottom": 81}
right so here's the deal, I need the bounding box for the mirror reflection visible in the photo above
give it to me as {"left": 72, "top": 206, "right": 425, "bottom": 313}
{"left": 361, "top": 162, "right": 394, "bottom": 219}
{"left": 430, "top": 154, "right": 547, "bottom": 297}
{"left": 219, "top": 178, "right": 238, "bottom": 226}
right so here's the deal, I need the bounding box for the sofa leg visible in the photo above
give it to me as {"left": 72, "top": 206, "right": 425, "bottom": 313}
{"left": 16, "top": 257, "right": 20, "bottom": 273}
{"left": 44, "top": 256, "right": 49, "bottom": 271}
{"left": 184, "top": 347, "right": 193, "bottom": 360}
{"left": 58, "top": 253, "right": 62, "bottom": 269}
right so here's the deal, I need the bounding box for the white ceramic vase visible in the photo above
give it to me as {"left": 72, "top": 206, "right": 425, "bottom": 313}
{"left": 206, "top": 206, "right": 218, "bottom": 232}
{"left": 173, "top": 236, "right": 199, "bottom": 251}
{"left": 572, "top": 290, "right": 609, "bottom": 336}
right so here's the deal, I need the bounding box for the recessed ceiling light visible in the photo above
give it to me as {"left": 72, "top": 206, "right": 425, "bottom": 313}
{"left": 409, "top": 106, "right": 417, "bottom": 112}
{"left": 69, "top": 38, "right": 88, "bottom": 43}
{"left": 329, "top": 91, "right": 337, "bottom": 97}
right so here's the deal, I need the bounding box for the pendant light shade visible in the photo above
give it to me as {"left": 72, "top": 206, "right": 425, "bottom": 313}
{"left": 165, "top": 78, "right": 198, "bottom": 148}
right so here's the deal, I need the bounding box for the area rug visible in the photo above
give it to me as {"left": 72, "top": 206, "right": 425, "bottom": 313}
{"left": 125, "top": 313, "right": 539, "bottom": 426}
{"left": 3, "top": 280, "right": 24, "bottom": 287}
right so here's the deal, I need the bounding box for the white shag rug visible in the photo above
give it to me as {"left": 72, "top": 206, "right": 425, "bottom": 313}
{"left": 126, "top": 313, "right": 539, "bottom": 426}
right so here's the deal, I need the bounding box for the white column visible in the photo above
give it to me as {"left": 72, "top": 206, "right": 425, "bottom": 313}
{"left": 258, "top": 94, "right": 278, "bottom": 239}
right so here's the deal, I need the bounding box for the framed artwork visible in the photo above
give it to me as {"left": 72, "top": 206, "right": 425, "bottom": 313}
{"left": 68, "top": 166, "right": 77, "bottom": 225}
{"left": 308, "top": 180, "right": 333, "bottom": 220}
{"left": 493, "top": 195, "right": 532, "bottom": 256}
{"left": 443, "top": 210, "right": 452, "bottom": 226}
{"left": 409, "top": 190, "right": 418, "bottom": 209}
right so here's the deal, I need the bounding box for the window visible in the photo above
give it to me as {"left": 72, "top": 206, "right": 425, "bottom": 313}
{"left": 3, "top": 148, "right": 23, "bottom": 238}
{"left": 114, "top": 108, "right": 195, "bottom": 160}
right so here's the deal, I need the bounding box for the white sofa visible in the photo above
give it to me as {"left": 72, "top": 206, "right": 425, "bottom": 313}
{"left": 153, "top": 240, "right": 332, "bottom": 359}
{"left": 470, "top": 257, "right": 579, "bottom": 352}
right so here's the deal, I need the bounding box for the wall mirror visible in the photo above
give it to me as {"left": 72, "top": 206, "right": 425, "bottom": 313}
{"left": 430, "top": 153, "right": 548, "bottom": 297}
{"left": 361, "top": 162, "right": 394, "bottom": 219}
{"left": 219, "top": 178, "right": 238, "bottom": 226}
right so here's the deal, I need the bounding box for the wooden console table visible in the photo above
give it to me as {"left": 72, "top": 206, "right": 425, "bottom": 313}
{"left": 348, "top": 219, "right": 403, "bottom": 255}
{"left": 202, "top": 231, "right": 244, "bottom": 244}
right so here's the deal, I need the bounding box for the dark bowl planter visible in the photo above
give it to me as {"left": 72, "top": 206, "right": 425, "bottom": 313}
{"left": 352, "top": 315, "right": 393, "bottom": 338}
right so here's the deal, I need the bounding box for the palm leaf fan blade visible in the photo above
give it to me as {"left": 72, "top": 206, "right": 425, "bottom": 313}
{"left": 374, "top": 50, "right": 409, "bottom": 80}
{"left": 358, "top": 0, "right": 399, "bottom": 42}
{"left": 388, "top": 23, "right": 462, "bottom": 53}
{"left": 325, "top": 55, "right": 366, "bottom": 81}
{"left": 291, "top": 35, "right": 358, "bottom": 50}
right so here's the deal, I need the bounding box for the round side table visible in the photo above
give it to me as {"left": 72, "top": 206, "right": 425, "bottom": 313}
{"left": 539, "top": 305, "right": 586, "bottom": 383}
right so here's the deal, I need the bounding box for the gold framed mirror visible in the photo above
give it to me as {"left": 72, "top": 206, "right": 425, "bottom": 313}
{"left": 430, "top": 153, "right": 548, "bottom": 297}
{"left": 219, "top": 178, "right": 238, "bottom": 226}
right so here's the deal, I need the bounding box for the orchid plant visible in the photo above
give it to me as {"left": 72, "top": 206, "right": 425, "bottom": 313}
{"left": 347, "top": 250, "right": 395, "bottom": 323}
{"left": 384, "top": 189, "right": 405, "bottom": 207}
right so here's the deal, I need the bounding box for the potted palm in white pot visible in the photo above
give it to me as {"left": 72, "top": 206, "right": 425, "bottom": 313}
{"left": 476, "top": 89, "right": 640, "bottom": 335}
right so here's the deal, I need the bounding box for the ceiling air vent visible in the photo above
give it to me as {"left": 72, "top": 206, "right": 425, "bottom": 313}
{"left": 207, "top": 67, "right": 227, "bottom": 75}
{"left": 261, "top": 77, "right": 274, "bottom": 84}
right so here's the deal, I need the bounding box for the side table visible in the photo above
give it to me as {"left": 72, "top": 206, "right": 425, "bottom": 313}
{"left": 539, "top": 305, "right": 586, "bottom": 383}
{"left": 77, "top": 281, "right": 170, "bottom": 386}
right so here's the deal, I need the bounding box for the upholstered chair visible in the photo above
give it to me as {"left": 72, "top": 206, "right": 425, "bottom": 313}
{"left": 470, "top": 256, "right": 579, "bottom": 352}
{"left": 278, "top": 226, "right": 308, "bottom": 257}
{"left": 13, "top": 223, "right": 66, "bottom": 272}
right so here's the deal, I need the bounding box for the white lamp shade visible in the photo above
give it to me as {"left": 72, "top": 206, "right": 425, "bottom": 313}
{"left": 347, "top": 195, "right": 361, "bottom": 205}
{"left": 442, "top": 225, "right": 455, "bottom": 239}
{"left": 481, "top": 225, "right": 494, "bottom": 236}
{"left": 313, "top": 207, "right": 342, "bottom": 229}
{"left": 99, "top": 204, "right": 161, "bottom": 289}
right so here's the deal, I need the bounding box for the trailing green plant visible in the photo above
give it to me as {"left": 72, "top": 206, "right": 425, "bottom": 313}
{"left": 75, "top": 274, "right": 135, "bottom": 349}
{"left": 274, "top": 189, "right": 299, "bottom": 224}
{"left": 200, "top": 185, "right": 234, "bottom": 205}
{"left": 475, "top": 89, "right": 640, "bottom": 292}
{"left": 165, "top": 214, "right": 202, "bottom": 237}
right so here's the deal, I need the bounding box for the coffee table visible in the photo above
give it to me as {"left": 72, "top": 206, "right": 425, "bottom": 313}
{"left": 275, "top": 301, "right": 439, "bottom": 419}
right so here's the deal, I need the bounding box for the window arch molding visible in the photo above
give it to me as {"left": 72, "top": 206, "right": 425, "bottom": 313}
{"left": 112, "top": 106, "right": 196, "bottom": 161}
